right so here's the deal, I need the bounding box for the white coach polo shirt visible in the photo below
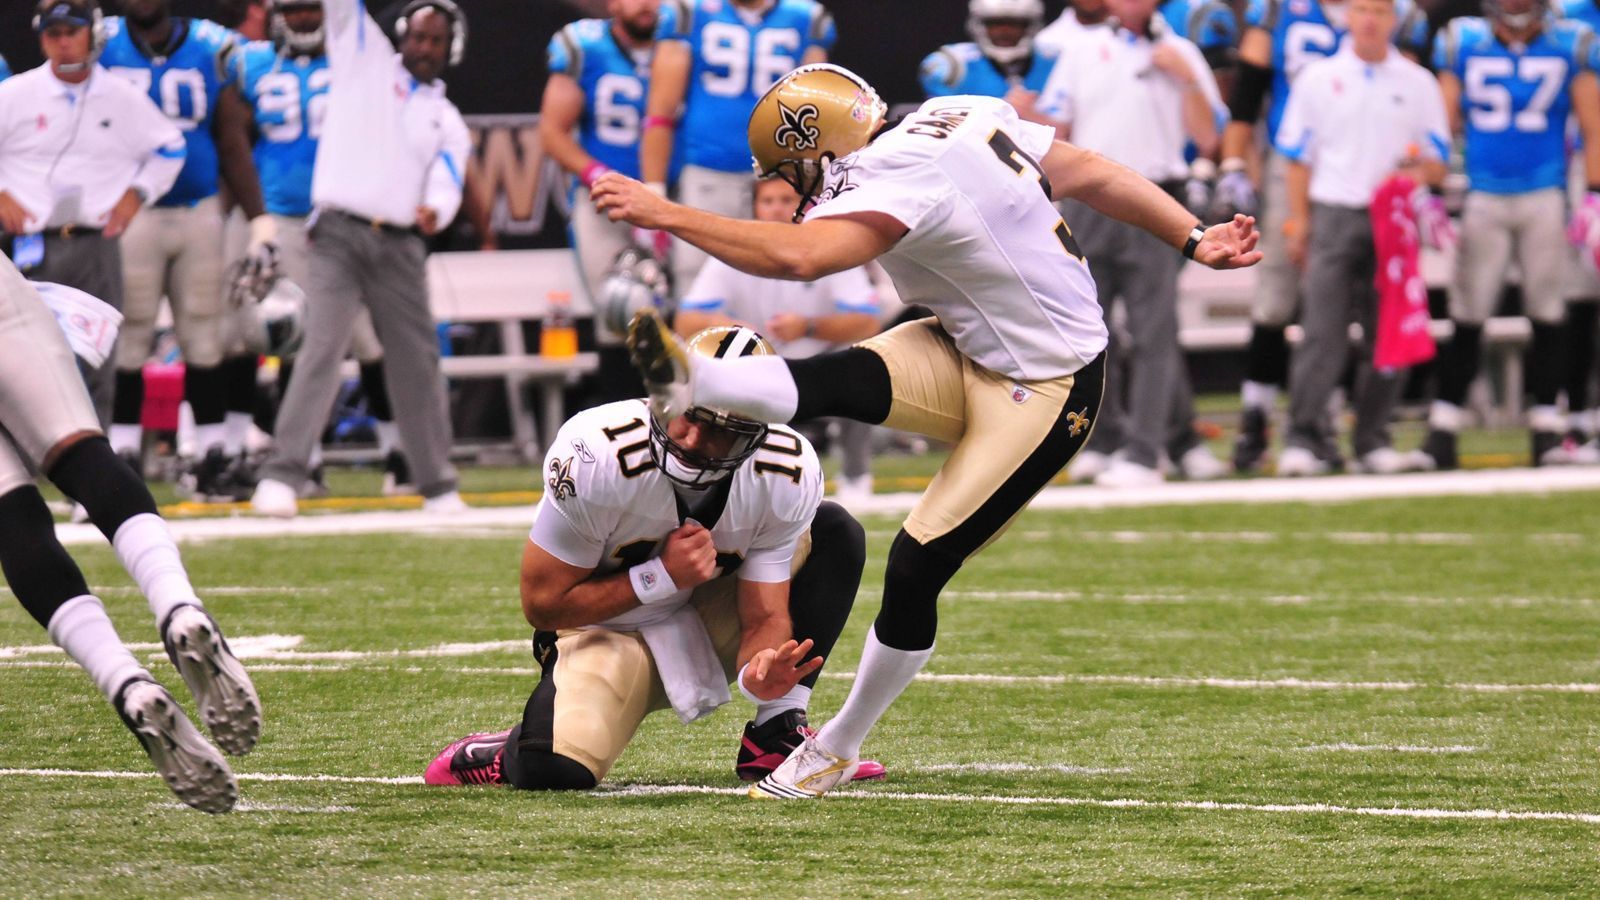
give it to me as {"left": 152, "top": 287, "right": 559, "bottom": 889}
{"left": 1274, "top": 42, "right": 1451, "bottom": 208}
{"left": 1037, "top": 18, "right": 1225, "bottom": 182}
{"left": 310, "top": 0, "right": 471, "bottom": 227}
{"left": 0, "top": 64, "right": 184, "bottom": 231}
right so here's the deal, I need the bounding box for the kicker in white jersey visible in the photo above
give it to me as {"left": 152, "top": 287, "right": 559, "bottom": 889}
{"left": 804, "top": 95, "right": 1109, "bottom": 381}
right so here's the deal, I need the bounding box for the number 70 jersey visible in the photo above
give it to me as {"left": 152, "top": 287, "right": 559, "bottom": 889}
{"left": 529, "top": 400, "right": 823, "bottom": 630}
{"left": 233, "top": 41, "right": 329, "bottom": 217}
{"left": 100, "top": 17, "right": 239, "bottom": 207}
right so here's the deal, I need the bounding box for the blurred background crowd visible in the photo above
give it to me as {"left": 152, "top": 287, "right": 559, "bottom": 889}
{"left": 2, "top": 0, "right": 1599, "bottom": 514}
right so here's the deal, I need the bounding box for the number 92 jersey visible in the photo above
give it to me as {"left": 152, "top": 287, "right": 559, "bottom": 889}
{"left": 1435, "top": 17, "right": 1599, "bottom": 195}
{"left": 101, "top": 17, "right": 240, "bottom": 207}
{"left": 658, "top": 0, "right": 837, "bottom": 173}
{"left": 232, "top": 41, "right": 329, "bottom": 217}
{"left": 1245, "top": 0, "right": 1430, "bottom": 141}
{"left": 547, "top": 18, "right": 672, "bottom": 182}
{"left": 528, "top": 400, "right": 823, "bottom": 631}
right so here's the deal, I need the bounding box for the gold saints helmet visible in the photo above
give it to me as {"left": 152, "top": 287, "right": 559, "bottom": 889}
{"left": 747, "top": 64, "right": 887, "bottom": 213}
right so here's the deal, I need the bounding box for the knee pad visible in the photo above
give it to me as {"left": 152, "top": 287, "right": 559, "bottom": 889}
{"left": 46, "top": 436, "right": 158, "bottom": 543}
{"left": 177, "top": 315, "right": 225, "bottom": 368}
{"left": 809, "top": 500, "right": 866, "bottom": 576}
{"left": 0, "top": 486, "right": 91, "bottom": 628}
{"left": 501, "top": 721, "right": 598, "bottom": 792}
{"left": 115, "top": 320, "right": 158, "bottom": 371}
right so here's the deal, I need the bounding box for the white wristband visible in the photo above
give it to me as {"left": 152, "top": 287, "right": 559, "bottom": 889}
{"left": 629, "top": 557, "right": 679, "bottom": 605}
{"left": 645, "top": 181, "right": 668, "bottom": 198}
{"left": 736, "top": 662, "right": 762, "bottom": 703}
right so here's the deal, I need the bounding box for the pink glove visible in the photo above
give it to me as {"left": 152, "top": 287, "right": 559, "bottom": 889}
{"left": 1411, "top": 187, "right": 1456, "bottom": 252}
{"left": 1568, "top": 192, "right": 1600, "bottom": 275}
{"left": 633, "top": 225, "right": 672, "bottom": 261}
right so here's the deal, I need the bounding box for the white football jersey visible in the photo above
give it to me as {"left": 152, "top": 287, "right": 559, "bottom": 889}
{"left": 528, "top": 400, "right": 823, "bottom": 630}
{"left": 805, "top": 95, "right": 1108, "bottom": 381}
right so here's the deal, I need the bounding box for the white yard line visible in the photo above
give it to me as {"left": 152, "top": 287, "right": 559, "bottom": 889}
{"left": 940, "top": 589, "right": 1598, "bottom": 608}
{"left": 48, "top": 467, "right": 1600, "bottom": 546}
{"left": 595, "top": 784, "right": 1600, "bottom": 824}
{"left": 870, "top": 529, "right": 1584, "bottom": 546}
{"left": 1299, "top": 743, "right": 1480, "bottom": 754}
{"left": 910, "top": 763, "right": 1134, "bottom": 775}
{"left": 5, "top": 768, "right": 1595, "bottom": 825}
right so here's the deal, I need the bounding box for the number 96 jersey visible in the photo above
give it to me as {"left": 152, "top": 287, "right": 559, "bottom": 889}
{"left": 232, "top": 41, "right": 329, "bottom": 217}
{"left": 101, "top": 17, "right": 240, "bottom": 207}
{"left": 659, "top": 0, "right": 836, "bottom": 173}
{"left": 528, "top": 400, "right": 823, "bottom": 630}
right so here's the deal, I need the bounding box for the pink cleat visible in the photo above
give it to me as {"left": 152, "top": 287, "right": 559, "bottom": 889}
{"left": 423, "top": 729, "right": 510, "bottom": 786}
{"left": 736, "top": 712, "right": 886, "bottom": 784}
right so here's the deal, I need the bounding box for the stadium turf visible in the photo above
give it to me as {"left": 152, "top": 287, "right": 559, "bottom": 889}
{"left": 2, "top": 491, "right": 1597, "bottom": 894}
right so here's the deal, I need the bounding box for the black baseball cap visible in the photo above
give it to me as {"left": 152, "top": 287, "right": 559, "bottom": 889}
{"left": 35, "top": 0, "right": 98, "bottom": 29}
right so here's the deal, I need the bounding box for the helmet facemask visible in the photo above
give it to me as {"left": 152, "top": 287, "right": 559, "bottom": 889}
{"left": 766, "top": 157, "right": 833, "bottom": 223}
{"left": 648, "top": 406, "right": 770, "bottom": 490}
{"left": 270, "top": 0, "right": 325, "bottom": 54}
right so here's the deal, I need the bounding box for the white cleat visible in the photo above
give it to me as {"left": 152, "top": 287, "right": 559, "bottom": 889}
{"left": 114, "top": 678, "right": 237, "bottom": 814}
{"left": 1275, "top": 446, "right": 1330, "bottom": 477}
{"left": 1353, "top": 446, "right": 1414, "bottom": 475}
{"left": 1177, "top": 445, "right": 1229, "bottom": 481}
{"left": 1093, "top": 456, "right": 1164, "bottom": 488}
{"left": 161, "top": 605, "right": 262, "bottom": 756}
{"left": 422, "top": 491, "right": 469, "bottom": 514}
{"left": 749, "top": 729, "right": 859, "bottom": 800}
{"left": 250, "top": 478, "right": 298, "bottom": 518}
{"left": 626, "top": 309, "right": 695, "bottom": 422}
{"left": 1066, "top": 450, "right": 1109, "bottom": 483}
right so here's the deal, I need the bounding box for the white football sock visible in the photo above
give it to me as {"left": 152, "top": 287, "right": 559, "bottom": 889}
{"left": 696, "top": 355, "right": 798, "bottom": 424}
{"left": 112, "top": 513, "right": 202, "bottom": 625}
{"left": 754, "top": 684, "right": 811, "bottom": 727}
{"left": 1241, "top": 380, "right": 1278, "bottom": 412}
{"left": 109, "top": 424, "right": 142, "bottom": 455}
{"left": 48, "top": 596, "right": 151, "bottom": 701}
{"left": 224, "top": 412, "right": 252, "bottom": 456}
{"left": 816, "top": 627, "right": 934, "bottom": 760}
{"left": 375, "top": 420, "right": 401, "bottom": 455}
{"left": 194, "top": 422, "right": 227, "bottom": 453}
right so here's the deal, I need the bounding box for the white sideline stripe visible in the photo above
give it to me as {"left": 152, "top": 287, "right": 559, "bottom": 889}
{"left": 913, "top": 763, "right": 1134, "bottom": 775}
{"left": 593, "top": 784, "right": 1600, "bottom": 825}
{"left": 49, "top": 467, "right": 1600, "bottom": 546}
{"left": 8, "top": 769, "right": 1596, "bottom": 825}
{"left": 869, "top": 529, "right": 1584, "bottom": 546}
{"left": 0, "top": 635, "right": 303, "bottom": 660}
{"left": 1300, "top": 743, "right": 1480, "bottom": 754}
{"left": 0, "top": 768, "right": 422, "bottom": 785}
{"left": 825, "top": 672, "right": 1600, "bottom": 694}
{"left": 155, "top": 801, "right": 359, "bottom": 813}
{"left": 942, "top": 589, "right": 1599, "bottom": 608}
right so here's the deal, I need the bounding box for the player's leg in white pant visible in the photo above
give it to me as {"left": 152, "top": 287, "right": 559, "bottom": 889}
{"left": 112, "top": 205, "right": 175, "bottom": 456}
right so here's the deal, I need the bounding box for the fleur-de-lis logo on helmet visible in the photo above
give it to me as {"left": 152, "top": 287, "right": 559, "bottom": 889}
{"left": 773, "top": 101, "right": 821, "bottom": 152}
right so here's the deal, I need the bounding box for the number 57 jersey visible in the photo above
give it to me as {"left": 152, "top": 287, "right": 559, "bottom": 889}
{"left": 804, "top": 96, "right": 1108, "bottom": 382}
{"left": 1435, "top": 17, "right": 1600, "bottom": 195}
{"left": 528, "top": 400, "right": 823, "bottom": 631}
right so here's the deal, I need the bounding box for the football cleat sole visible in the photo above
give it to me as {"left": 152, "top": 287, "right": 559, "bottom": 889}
{"left": 625, "top": 309, "right": 693, "bottom": 421}
{"left": 162, "top": 605, "right": 262, "bottom": 756}
{"left": 116, "top": 679, "right": 237, "bottom": 815}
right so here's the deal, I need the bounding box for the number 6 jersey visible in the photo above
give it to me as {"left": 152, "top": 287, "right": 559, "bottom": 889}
{"left": 528, "top": 399, "right": 823, "bottom": 630}
{"left": 804, "top": 95, "right": 1108, "bottom": 381}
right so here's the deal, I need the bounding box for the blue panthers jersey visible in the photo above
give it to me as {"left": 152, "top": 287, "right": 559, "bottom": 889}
{"left": 1435, "top": 17, "right": 1598, "bottom": 194}
{"left": 0, "top": 54, "right": 11, "bottom": 82}
{"left": 232, "top": 41, "right": 327, "bottom": 217}
{"left": 1245, "top": 0, "right": 1431, "bottom": 140}
{"left": 101, "top": 17, "right": 240, "bottom": 207}
{"left": 1563, "top": 0, "right": 1600, "bottom": 31}
{"left": 1161, "top": 0, "right": 1239, "bottom": 58}
{"left": 658, "top": 0, "right": 837, "bottom": 172}
{"left": 918, "top": 43, "right": 1057, "bottom": 99}
{"left": 548, "top": 18, "right": 661, "bottom": 180}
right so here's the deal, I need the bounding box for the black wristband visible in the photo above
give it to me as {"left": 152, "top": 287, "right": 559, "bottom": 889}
{"left": 1181, "top": 226, "right": 1205, "bottom": 260}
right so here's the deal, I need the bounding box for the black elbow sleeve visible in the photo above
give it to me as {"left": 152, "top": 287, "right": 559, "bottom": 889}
{"left": 1227, "top": 62, "right": 1273, "bottom": 126}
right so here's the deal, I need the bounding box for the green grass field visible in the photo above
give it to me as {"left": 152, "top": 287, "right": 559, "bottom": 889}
{"left": 3, "top": 489, "right": 1598, "bottom": 895}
